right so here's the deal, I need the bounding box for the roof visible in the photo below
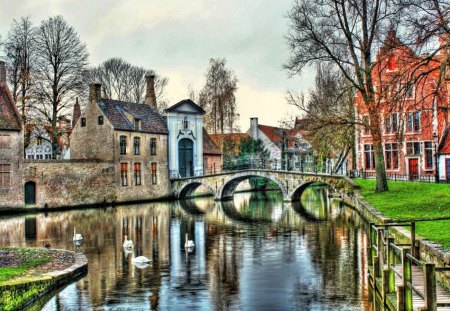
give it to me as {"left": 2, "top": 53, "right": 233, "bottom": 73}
{"left": 98, "top": 99, "right": 168, "bottom": 134}
{"left": 165, "top": 99, "right": 205, "bottom": 115}
{"left": 203, "top": 128, "right": 222, "bottom": 155}
{"left": 209, "top": 133, "right": 249, "bottom": 146}
{"left": 0, "top": 83, "right": 21, "bottom": 131}
{"left": 258, "top": 125, "right": 304, "bottom": 148}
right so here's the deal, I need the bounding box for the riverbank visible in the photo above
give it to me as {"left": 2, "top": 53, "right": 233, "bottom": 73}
{"left": 0, "top": 247, "right": 87, "bottom": 311}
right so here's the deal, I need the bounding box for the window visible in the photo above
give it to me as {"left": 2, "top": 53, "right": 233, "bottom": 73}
{"left": 364, "top": 145, "right": 375, "bottom": 170}
{"left": 98, "top": 116, "right": 104, "bottom": 125}
{"left": 134, "top": 118, "right": 141, "bottom": 131}
{"left": 0, "top": 164, "right": 11, "bottom": 188}
{"left": 120, "top": 163, "right": 128, "bottom": 186}
{"left": 150, "top": 138, "right": 157, "bottom": 155}
{"left": 407, "top": 111, "right": 420, "bottom": 132}
{"left": 362, "top": 116, "right": 370, "bottom": 135}
{"left": 385, "top": 113, "right": 398, "bottom": 133}
{"left": 120, "top": 136, "right": 127, "bottom": 155}
{"left": 151, "top": 162, "right": 157, "bottom": 184}
{"left": 406, "top": 142, "right": 420, "bottom": 155}
{"left": 134, "top": 137, "right": 140, "bottom": 155}
{"left": 424, "top": 141, "right": 433, "bottom": 169}
{"left": 134, "top": 163, "right": 141, "bottom": 186}
{"left": 403, "top": 82, "right": 414, "bottom": 99}
{"left": 385, "top": 143, "right": 399, "bottom": 170}
{"left": 0, "top": 134, "right": 11, "bottom": 149}
{"left": 81, "top": 117, "right": 86, "bottom": 127}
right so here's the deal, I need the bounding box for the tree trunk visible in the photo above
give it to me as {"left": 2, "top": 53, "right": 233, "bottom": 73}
{"left": 370, "top": 112, "right": 389, "bottom": 192}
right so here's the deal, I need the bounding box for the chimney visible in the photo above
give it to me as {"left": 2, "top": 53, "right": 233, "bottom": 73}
{"left": 250, "top": 117, "right": 258, "bottom": 139}
{"left": 89, "top": 83, "right": 101, "bottom": 103}
{"left": 144, "top": 75, "right": 157, "bottom": 109}
{"left": 72, "top": 97, "right": 81, "bottom": 128}
{"left": 0, "top": 61, "right": 6, "bottom": 87}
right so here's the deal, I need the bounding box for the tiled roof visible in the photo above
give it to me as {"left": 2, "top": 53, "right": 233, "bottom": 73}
{"left": 98, "top": 99, "right": 168, "bottom": 134}
{"left": 258, "top": 125, "right": 304, "bottom": 149}
{"left": 0, "top": 84, "right": 21, "bottom": 131}
{"left": 203, "top": 128, "right": 222, "bottom": 155}
{"left": 209, "top": 133, "right": 249, "bottom": 146}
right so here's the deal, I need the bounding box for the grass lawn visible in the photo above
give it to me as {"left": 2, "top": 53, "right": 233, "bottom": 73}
{"left": 0, "top": 247, "right": 50, "bottom": 284}
{"left": 354, "top": 179, "right": 450, "bottom": 249}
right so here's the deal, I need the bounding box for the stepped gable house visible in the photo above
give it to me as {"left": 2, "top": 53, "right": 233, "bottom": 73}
{"left": 0, "top": 61, "right": 23, "bottom": 207}
{"left": 70, "top": 75, "right": 170, "bottom": 201}
{"left": 355, "top": 31, "right": 450, "bottom": 180}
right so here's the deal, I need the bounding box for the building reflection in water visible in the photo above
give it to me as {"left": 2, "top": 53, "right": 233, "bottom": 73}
{"left": 0, "top": 186, "right": 371, "bottom": 310}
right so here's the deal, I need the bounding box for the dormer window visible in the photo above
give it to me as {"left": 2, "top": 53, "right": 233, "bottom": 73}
{"left": 134, "top": 118, "right": 141, "bottom": 131}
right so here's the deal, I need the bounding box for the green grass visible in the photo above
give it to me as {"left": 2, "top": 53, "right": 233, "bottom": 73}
{"left": 355, "top": 179, "right": 450, "bottom": 249}
{"left": 0, "top": 247, "right": 50, "bottom": 284}
{"left": 355, "top": 179, "right": 450, "bottom": 219}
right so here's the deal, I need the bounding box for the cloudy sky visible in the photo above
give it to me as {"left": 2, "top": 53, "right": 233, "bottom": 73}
{"left": 0, "top": 0, "right": 314, "bottom": 131}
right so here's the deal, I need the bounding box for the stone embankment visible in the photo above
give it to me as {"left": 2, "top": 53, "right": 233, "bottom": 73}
{"left": 343, "top": 191, "right": 450, "bottom": 288}
{"left": 0, "top": 248, "right": 87, "bottom": 311}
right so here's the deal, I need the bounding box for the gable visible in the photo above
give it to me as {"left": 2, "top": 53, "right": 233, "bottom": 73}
{"left": 165, "top": 99, "right": 205, "bottom": 115}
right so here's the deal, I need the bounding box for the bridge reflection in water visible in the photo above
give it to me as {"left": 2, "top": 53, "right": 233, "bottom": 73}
{"left": 0, "top": 186, "right": 371, "bottom": 310}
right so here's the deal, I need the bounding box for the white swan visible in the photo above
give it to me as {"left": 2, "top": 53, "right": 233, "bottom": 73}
{"left": 73, "top": 227, "right": 83, "bottom": 242}
{"left": 184, "top": 233, "right": 195, "bottom": 251}
{"left": 132, "top": 256, "right": 151, "bottom": 263}
{"left": 123, "top": 235, "right": 134, "bottom": 249}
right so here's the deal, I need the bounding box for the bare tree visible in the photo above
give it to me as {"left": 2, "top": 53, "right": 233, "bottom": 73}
{"left": 199, "top": 58, "right": 239, "bottom": 134}
{"left": 87, "top": 57, "right": 169, "bottom": 112}
{"left": 285, "top": 0, "right": 404, "bottom": 192}
{"left": 3, "top": 17, "right": 36, "bottom": 137}
{"left": 288, "top": 65, "right": 355, "bottom": 173}
{"left": 33, "top": 16, "right": 89, "bottom": 158}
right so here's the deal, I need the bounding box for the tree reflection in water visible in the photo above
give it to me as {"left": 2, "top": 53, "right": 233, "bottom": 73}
{"left": 0, "top": 186, "right": 371, "bottom": 311}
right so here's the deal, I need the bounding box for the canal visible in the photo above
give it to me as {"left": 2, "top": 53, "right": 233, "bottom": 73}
{"left": 0, "top": 185, "right": 371, "bottom": 310}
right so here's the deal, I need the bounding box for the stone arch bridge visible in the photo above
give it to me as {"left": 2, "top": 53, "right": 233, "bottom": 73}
{"left": 170, "top": 169, "right": 359, "bottom": 202}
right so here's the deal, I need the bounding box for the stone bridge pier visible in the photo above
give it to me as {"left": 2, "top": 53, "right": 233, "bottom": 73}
{"left": 171, "top": 169, "right": 358, "bottom": 202}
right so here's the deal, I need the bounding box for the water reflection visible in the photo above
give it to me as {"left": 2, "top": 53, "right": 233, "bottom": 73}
{"left": 0, "top": 186, "right": 370, "bottom": 310}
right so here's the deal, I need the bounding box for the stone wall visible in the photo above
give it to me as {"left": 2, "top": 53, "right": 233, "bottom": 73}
{"left": 0, "top": 130, "right": 24, "bottom": 207}
{"left": 22, "top": 160, "right": 116, "bottom": 208}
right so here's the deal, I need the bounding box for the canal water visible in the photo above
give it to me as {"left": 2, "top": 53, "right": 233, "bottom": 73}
{"left": 0, "top": 186, "right": 371, "bottom": 310}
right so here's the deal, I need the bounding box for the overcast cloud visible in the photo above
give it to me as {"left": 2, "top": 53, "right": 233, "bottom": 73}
{"left": 0, "top": 0, "right": 314, "bottom": 130}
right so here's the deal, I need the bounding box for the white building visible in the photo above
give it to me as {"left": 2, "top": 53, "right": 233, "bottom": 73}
{"left": 165, "top": 99, "right": 205, "bottom": 178}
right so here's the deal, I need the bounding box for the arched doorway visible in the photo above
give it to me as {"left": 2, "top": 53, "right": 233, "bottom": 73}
{"left": 178, "top": 138, "right": 194, "bottom": 178}
{"left": 24, "top": 181, "right": 36, "bottom": 205}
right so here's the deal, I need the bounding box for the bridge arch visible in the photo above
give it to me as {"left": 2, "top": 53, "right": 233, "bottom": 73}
{"left": 217, "top": 172, "right": 289, "bottom": 201}
{"left": 176, "top": 180, "right": 215, "bottom": 199}
{"left": 290, "top": 181, "right": 331, "bottom": 202}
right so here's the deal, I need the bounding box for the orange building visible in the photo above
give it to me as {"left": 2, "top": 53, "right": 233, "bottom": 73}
{"left": 355, "top": 31, "right": 450, "bottom": 180}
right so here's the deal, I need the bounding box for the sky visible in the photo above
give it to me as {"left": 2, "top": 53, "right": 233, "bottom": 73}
{"left": 0, "top": 0, "right": 314, "bottom": 131}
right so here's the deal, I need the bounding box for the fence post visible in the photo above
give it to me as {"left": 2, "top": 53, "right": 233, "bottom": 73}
{"left": 388, "top": 237, "right": 396, "bottom": 293}
{"left": 382, "top": 268, "right": 390, "bottom": 305}
{"left": 402, "top": 248, "right": 413, "bottom": 311}
{"left": 424, "top": 263, "right": 437, "bottom": 311}
{"left": 377, "top": 227, "right": 384, "bottom": 276}
{"left": 411, "top": 222, "right": 417, "bottom": 259}
{"left": 397, "top": 285, "right": 405, "bottom": 311}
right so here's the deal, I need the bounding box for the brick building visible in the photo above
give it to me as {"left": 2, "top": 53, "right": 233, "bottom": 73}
{"left": 202, "top": 128, "right": 222, "bottom": 174}
{"left": 355, "top": 31, "right": 450, "bottom": 180}
{"left": 70, "top": 76, "right": 170, "bottom": 202}
{"left": 0, "top": 61, "right": 23, "bottom": 207}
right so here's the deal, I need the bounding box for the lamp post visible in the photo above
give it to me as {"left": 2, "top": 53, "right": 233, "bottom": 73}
{"left": 433, "top": 132, "right": 439, "bottom": 183}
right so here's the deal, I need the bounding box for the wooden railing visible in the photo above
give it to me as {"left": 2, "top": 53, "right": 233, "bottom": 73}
{"left": 368, "top": 222, "right": 450, "bottom": 311}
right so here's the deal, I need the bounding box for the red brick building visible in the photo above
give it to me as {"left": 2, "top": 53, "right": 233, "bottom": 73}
{"left": 355, "top": 31, "right": 450, "bottom": 180}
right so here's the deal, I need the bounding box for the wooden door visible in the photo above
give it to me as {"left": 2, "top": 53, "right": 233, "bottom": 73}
{"left": 408, "top": 158, "right": 419, "bottom": 180}
{"left": 178, "top": 138, "right": 193, "bottom": 178}
{"left": 445, "top": 159, "right": 450, "bottom": 181}
{"left": 24, "top": 181, "right": 36, "bottom": 205}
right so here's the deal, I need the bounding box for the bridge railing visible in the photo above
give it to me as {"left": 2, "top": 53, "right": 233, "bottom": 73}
{"left": 368, "top": 222, "right": 450, "bottom": 310}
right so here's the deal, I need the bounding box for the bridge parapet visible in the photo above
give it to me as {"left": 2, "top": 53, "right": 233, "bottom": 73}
{"left": 171, "top": 169, "right": 359, "bottom": 201}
